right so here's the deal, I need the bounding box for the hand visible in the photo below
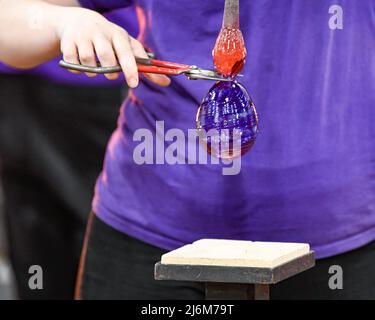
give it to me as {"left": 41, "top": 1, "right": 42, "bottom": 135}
{"left": 57, "top": 7, "right": 170, "bottom": 88}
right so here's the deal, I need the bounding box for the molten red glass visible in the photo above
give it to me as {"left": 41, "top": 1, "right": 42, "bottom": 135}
{"left": 212, "top": 0, "right": 246, "bottom": 77}
{"left": 212, "top": 27, "right": 246, "bottom": 77}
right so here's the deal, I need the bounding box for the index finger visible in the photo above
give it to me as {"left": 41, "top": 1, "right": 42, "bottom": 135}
{"left": 112, "top": 29, "right": 139, "bottom": 88}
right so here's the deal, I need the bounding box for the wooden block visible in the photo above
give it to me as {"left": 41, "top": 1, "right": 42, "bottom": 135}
{"left": 161, "top": 239, "right": 310, "bottom": 268}
{"left": 155, "top": 252, "right": 315, "bottom": 284}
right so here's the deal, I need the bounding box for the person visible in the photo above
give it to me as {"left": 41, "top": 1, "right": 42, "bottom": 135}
{"left": 1, "top": 0, "right": 374, "bottom": 299}
{"left": 0, "top": 5, "right": 139, "bottom": 299}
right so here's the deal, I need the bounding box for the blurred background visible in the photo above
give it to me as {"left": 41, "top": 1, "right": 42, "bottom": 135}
{"left": 0, "top": 185, "right": 16, "bottom": 299}
{"left": 0, "top": 7, "right": 139, "bottom": 300}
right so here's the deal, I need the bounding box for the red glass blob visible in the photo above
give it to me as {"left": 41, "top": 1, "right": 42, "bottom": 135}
{"left": 212, "top": 27, "right": 247, "bottom": 77}
{"left": 213, "top": 0, "right": 246, "bottom": 77}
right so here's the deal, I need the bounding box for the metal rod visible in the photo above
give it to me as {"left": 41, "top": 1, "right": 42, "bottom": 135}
{"left": 223, "top": 0, "right": 239, "bottom": 29}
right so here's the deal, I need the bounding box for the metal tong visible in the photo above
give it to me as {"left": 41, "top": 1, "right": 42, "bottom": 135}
{"left": 58, "top": 54, "right": 231, "bottom": 82}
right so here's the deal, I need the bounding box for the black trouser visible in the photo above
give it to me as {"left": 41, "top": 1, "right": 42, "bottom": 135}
{"left": 0, "top": 73, "right": 124, "bottom": 299}
{"left": 77, "top": 213, "right": 375, "bottom": 300}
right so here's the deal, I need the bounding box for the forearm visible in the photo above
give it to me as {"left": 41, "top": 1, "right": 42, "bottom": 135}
{"left": 0, "top": 0, "right": 169, "bottom": 87}
{"left": 0, "top": 0, "right": 78, "bottom": 68}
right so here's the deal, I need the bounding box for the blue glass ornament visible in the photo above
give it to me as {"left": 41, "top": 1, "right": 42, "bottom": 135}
{"left": 196, "top": 81, "right": 258, "bottom": 160}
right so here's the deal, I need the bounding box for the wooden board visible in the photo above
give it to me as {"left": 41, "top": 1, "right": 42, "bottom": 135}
{"left": 155, "top": 251, "right": 315, "bottom": 284}
{"left": 161, "top": 239, "right": 310, "bottom": 268}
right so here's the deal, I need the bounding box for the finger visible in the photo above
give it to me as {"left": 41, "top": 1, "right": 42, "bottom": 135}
{"left": 77, "top": 39, "right": 97, "bottom": 77}
{"left": 112, "top": 29, "right": 139, "bottom": 88}
{"left": 130, "top": 38, "right": 171, "bottom": 87}
{"left": 93, "top": 36, "right": 120, "bottom": 80}
{"left": 61, "top": 39, "right": 80, "bottom": 74}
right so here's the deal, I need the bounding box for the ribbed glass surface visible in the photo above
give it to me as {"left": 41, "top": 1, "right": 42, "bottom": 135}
{"left": 196, "top": 81, "right": 258, "bottom": 159}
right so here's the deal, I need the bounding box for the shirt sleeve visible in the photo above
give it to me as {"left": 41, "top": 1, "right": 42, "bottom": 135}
{"left": 78, "top": 0, "right": 133, "bottom": 13}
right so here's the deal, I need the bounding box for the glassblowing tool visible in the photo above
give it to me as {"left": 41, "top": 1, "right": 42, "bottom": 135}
{"left": 58, "top": 56, "right": 231, "bottom": 82}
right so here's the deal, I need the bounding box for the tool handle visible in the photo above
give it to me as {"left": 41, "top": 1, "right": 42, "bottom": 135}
{"left": 136, "top": 57, "right": 191, "bottom": 69}
{"left": 58, "top": 60, "right": 190, "bottom": 76}
{"left": 58, "top": 60, "right": 120, "bottom": 74}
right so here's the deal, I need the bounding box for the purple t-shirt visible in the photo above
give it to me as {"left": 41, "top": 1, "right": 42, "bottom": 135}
{"left": 0, "top": 8, "right": 138, "bottom": 85}
{"left": 81, "top": 0, "right": 375, "bottom": 258}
